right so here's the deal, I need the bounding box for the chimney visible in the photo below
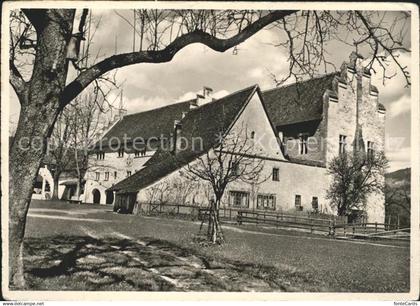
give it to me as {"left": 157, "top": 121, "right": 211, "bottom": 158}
{"left": 203, "top": 86, "right": 213, "bottom": 100}
{"left": 190, "top": 99, "right": 198, "bottom": 110}
{"left": 173, "top": 120, "right": 182, "bottom": 153}
{"left": 196, "top": 86, "right": 214, "bottom": 106}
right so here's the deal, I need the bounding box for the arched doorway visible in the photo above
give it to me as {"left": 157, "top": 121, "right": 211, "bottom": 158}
{"left": 92, "top": 189, "right": 101, "bottom": 204}
{"left": 105, "top": 190, "right": 114, "bottom": 205}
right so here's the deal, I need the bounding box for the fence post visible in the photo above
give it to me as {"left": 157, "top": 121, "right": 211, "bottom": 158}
{"left": 177, "top": 204, "right": 180, "bottom": 215}
{"left": 256, "top": 212, "right": 259, "bottom": 225}
{"left": 276, "top": 213, "right": 279, "bottom": 228}
{"left": 375, "top": 222, "right": 377, "bottom": 233}
{"left": 229, "top": 209, "right": 232, "bottom": 220}
{"left": 343, "top": 224, "right": 346, "bottom": 236}
{"left": 310, "top": 219, "right": 313, "bottom": 234}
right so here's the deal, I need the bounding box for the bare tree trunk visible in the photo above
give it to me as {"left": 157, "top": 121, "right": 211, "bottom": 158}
{"left": 9, "top": 9, "right": 74, "bottom": 288}
{"left": 207, "top": 199, "right": 224, "bottom": 244}
{"left": 51, "top": 171, "right": 61, "bottom": 200}
{"left": 9, "top": 108, "right": 60, "bottom": 288}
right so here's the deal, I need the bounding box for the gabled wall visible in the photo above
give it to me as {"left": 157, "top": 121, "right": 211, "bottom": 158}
{"left": 84, "top": 150, "right": 155, "bottom": 204}
{"left": 135, "top": 90, "right": 333, "bottom": 214}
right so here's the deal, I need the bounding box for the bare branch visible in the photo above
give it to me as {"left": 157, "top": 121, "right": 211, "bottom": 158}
{"left": 60, "top": 10, "right": 297, "bottom": 107}
{"left": 9, "top": 60, "right": 27, "bottom": 104}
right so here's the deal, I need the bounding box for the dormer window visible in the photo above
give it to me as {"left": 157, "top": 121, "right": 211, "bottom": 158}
{"left": 250, "top": 131, "right": 255, "bottom": 139}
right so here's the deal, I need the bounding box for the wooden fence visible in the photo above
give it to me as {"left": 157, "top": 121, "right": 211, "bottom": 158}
{"left": 236, "top": 210, "right": 409, "bottom": 240}
{"left": 236, "top": 210, "right": 337, "bottom": 234}
{"left": 139, "top": 203, "right": 408, "bottom": 241}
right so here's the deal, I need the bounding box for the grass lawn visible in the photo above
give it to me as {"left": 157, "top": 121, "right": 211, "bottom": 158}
{"left": 20, "top": 200, "right": 410, "bottom": 292}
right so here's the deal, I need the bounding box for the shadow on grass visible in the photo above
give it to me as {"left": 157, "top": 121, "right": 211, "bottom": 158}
{"left": 21, "top": 234, "right": 325, "bottom": 292}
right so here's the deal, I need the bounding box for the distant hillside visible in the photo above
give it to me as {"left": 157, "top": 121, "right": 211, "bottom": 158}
{"left": 385, "top": 168, "right": 410, "bottom": 187}
{"left": 385, "top": 168, "right": 410, "bottom": 227}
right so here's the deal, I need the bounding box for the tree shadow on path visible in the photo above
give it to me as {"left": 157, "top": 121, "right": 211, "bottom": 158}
{"left": 22, "top": 235, "right": 323, "bottom": 291}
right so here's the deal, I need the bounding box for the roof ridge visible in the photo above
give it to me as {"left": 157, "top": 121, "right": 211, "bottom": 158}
{"left": 187, "top": 84, "right": 258, "bottom": 113}
{"left": 262, "top": 72, "right": 339, "bottom": 94}
{"left": 123, "top": 99, "right": 193, "bottom": 118}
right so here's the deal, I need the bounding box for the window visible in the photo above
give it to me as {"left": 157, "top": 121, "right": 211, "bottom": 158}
{"left": 95, "top": 172, "right": 100, "bottom": 181}
{"left": 134, "top": 148, "right": 146, "bottom": 157}
{"left": 104, "top": 172, "right": 109, "bottom": 181}
{"left": 126, "top": 171, "right": 132, "bottom": 177}
{"left": 114, "top": 171, "right": 118, "bottom": 179}
{"left": 257, "top": 194, "right": 276, "bottom": 210}
{"left": 339, "top": 135, "right": 347, "bottom": 154}
{"left": 299, "top": 134, "right": 308, "bottom": 155}
{"left": 118, "top": 148, "right": 124, "bottom": 157}
{"left": 96, "top": 151, "right": 105, "bottom": 160}
{"left": 229, "top": 191, "right": 249, "bottom": 208}
{"left": 230, "top": 161, "right": 239, "bottom": 176}
{"left": 312, "top": 197, "right": 319, "bottom": 211}
{"left": 272, "top": 168, "right": 279, "bottom": 181}
{"left": 367, "top": 141, "right": 374, "bottom": 158}
{"left": 295, "top": 195, "right": 302, "bottom": 210}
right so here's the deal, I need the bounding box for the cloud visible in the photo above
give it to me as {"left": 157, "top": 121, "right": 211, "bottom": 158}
{"left": 386, "top": 146, "right": 411, "bottom": 172}
{"left": 369, "top": 51, "right": 411, "bottom": 106}
{"left": 387, "top": 94, "right": 411, "bottom": 118}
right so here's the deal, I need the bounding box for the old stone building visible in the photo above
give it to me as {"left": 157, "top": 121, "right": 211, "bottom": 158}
{"left": 86, "top": 53, "right": 386, "bottom": 222}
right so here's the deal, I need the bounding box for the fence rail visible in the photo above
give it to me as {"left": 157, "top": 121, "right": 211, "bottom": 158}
{"left": 139, "top": 203, "right": 407, "bottom": 241}
{"left": 236, "top": 210, "right": 335, "bottom": 234}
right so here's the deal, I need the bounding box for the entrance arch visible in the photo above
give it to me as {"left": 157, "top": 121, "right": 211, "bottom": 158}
{"left": 105, "top": 190, "right": 114, "bottom": 205}
{"left": 92, "top": 189, "right": 101, "bottom": 204}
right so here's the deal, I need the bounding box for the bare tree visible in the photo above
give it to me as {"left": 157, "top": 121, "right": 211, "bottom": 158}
{"left": 7, "top": 7, "right": 410, "bottom": 287}
{"left": 48, "top": 113, "right": 74, "bottom": 200}
{"left": 181, "top": 125, "right": 266, "bottom": 244}
{"left": 145, "top": 180, "right": 171, "bottom": 206}
{"left": 385, "top": 178, "right": 410, "bottom": 227}
{"left": 326, "top": 150, "right": 388, "bottom": 217}
{"left": 271, "top": 11, "right": 410, "bottom": 86}
{"left": 66, "top": 89, "right": 116, "bottom": 199}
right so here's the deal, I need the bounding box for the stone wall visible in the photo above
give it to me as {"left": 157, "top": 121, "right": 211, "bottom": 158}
{"left": 324, "top": 58, "right": 386, "bottom": 222}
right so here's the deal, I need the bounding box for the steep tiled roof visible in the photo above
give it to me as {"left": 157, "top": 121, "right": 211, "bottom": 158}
{"left": 109, "top": 85, "right": 258, "bottom": 194}
{"left": 261, "top": 73, "right": 339, "bottom": 127}
{"left": 98, "top": 100, "right": 193, "bottom": 149}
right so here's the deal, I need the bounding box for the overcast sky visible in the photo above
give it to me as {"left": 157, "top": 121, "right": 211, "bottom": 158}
{"left": 9, "top": 10, "right": 412, "bottom": 172}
